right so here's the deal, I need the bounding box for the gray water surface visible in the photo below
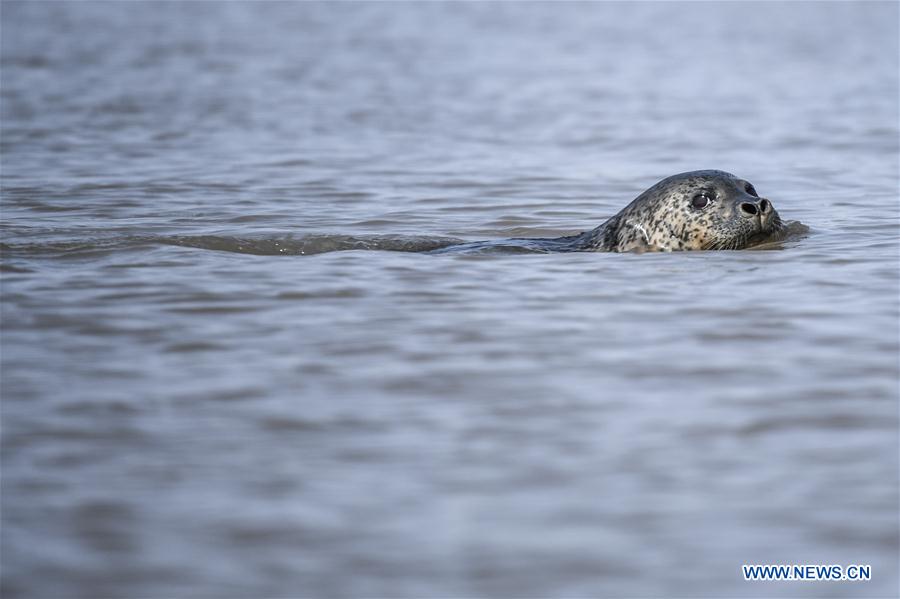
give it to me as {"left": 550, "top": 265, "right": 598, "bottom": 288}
{"left": 2, "top": 2, "right": 898, "bottom": 598}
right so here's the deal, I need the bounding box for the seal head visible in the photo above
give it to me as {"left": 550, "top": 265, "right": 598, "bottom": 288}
{"left": 583, "top": 170, "right": 784, "bottom": 252}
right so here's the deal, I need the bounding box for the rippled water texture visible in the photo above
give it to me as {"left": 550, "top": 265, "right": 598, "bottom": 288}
{"left": 2, "top": 2, "right": 898, "bottom": 598}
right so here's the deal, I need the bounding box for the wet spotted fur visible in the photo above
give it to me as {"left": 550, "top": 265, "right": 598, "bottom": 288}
{"left": 575, "top": 170, "right": 784, "bottom": 252}
{"left": 431, "top": 170, "right": 786, "bottom": 254}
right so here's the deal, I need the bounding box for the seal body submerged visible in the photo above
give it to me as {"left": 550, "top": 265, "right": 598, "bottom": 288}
{"left": 438, "top": 170, "right": 786, "bottom": 254}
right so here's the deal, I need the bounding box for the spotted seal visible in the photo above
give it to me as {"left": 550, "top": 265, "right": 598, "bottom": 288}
{"left": 436, "top": 170, "right": 786, "bottom": 253}
{"left": 577, "top": 169, "right": 784, "bottom": 252}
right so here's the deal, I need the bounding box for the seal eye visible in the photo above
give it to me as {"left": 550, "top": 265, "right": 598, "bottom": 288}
{"left": 691, "top": 192, "right": 712, "bottom": 210}
{"left": 745, "top": 183, "right": 758, "bottom": 197}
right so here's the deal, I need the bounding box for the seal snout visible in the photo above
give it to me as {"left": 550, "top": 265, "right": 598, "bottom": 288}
{"left": 739, "top": 198, "right": 771, "bottom": 218}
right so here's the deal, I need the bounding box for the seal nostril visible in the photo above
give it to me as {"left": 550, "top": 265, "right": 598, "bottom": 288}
{"left": 759, "top": 199, "right": 770, "bottom": 212}
{"left": 740, "top": 202, "right": 758, "bottom": 216}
